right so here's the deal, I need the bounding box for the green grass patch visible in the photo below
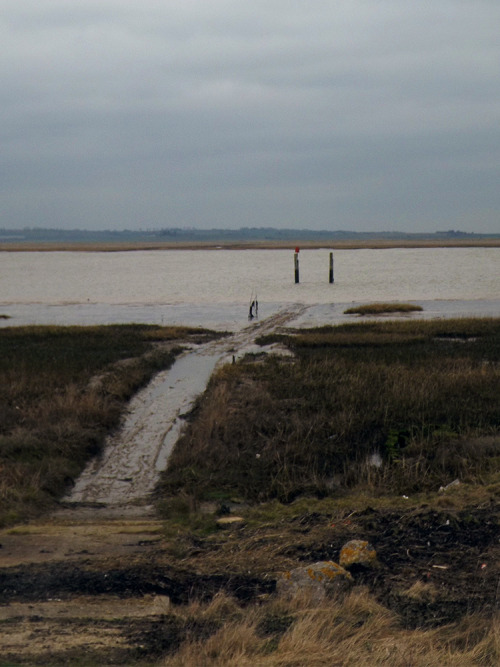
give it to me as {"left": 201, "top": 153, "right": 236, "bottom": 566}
{"left": 344, "top": 302, "right": 423, "bottom": 315}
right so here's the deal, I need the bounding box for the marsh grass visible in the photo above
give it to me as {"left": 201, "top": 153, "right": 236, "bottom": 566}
{"left": 344, "top": 302, "right": 423, "bottom": 315}
{"left": 159, "top": 318, "right": 500, "bottom": 503}
{"left": 0, "top": 324, "right": 217, "bottom": 526}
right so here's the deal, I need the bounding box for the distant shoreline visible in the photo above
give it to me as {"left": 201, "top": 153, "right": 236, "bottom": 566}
{"left": 1, "top": 238, "right": 500, "bottom": 252}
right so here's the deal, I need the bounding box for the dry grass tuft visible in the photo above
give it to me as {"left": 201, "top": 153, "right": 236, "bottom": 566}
{"left": 402, "top": 581, "right": 439, "bottom": 603}
{"left": 160, "top": 590, "right": 500, "bottom": 666}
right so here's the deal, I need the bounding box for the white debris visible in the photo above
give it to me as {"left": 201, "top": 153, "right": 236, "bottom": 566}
{"left": 438, "top": 479, "right": 460, "bottom": 493}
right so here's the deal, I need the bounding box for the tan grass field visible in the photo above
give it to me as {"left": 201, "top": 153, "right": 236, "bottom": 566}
{"left": 1, "top": 238, "right": 500, "bottom": 251}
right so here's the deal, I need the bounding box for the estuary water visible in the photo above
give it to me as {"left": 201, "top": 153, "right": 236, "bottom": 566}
{"left": 1, "top": 247, "right": 499, "bottom": 329}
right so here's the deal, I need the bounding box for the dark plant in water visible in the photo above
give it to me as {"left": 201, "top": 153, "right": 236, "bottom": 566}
{"left": 344, "top": 302, "right": 423, "bottom": 315}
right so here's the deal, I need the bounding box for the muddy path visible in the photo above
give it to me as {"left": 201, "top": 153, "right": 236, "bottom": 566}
{"left": 63, "top": 304, "right": 306, "bottom": 515}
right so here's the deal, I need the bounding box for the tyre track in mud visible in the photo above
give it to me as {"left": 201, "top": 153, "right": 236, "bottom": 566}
{"left": 64, "top": 305, "right": 307, "bottom": 514}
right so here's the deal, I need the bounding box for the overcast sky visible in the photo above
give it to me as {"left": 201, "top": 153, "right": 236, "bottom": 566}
{"left": 2, "top": 1, "right": 500, "bottom": 233}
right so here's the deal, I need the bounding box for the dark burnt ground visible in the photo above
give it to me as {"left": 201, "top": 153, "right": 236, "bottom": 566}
{"left": 360, "top": 506, "right": 498, "bottom": 627}
{"left": 278, "top": 504, "right": 500, "bottom": 628}
{"left": 0, "top": 561, "right": 274, "bottom": 606}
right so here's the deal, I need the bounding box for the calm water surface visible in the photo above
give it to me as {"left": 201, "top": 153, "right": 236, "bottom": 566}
{"left": 1, "top": 248, "right": 499, "bottom": 328}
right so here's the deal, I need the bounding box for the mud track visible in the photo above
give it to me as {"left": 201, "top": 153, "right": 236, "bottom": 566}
{"left": 63, "top": 305, "right": 306, "bottom": 515}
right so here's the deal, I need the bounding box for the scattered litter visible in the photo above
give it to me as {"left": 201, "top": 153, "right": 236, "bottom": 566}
{"left": 402, "top": 495, "right": 409, "bottom": 500}
{"left": 432, "top": 565, "right": 448, "bottom": 570}
{"left": 439, "top": 479, "right": 460, "bottom": 493}
{"left": 368, "top": 451, "right": 383, "bottom": 468}
{"left": 481, "top": 563, "right": 487, "bottom": 569}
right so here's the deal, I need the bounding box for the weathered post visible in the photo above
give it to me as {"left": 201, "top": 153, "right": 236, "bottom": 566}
{"left": 329, "top": 251, "right": 334, "bottom": 284}
{"left": 294, "top": 248, "right": 300, "bottom": 283}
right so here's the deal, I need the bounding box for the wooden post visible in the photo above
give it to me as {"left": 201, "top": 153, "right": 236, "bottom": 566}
{"left": 329, "top": 252, "right": 334, "bottom": 284}
{"left": 294, "top": 252, "right": 299, "bottom": 283}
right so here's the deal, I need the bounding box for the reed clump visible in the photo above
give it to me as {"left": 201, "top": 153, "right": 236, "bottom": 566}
{"left": 0, "top": 324, "right": 214, "bottom": 526}
{"left": 160, "top": 318, "right": 500, "bottom": 503}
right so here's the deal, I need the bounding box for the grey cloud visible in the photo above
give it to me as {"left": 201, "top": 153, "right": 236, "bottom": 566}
{"left": 1, "top": 1, "right": 500, "bottom": 231}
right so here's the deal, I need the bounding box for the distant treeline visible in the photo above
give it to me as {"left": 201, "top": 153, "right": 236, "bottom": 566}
{"left": 1, "top": 226, "right": 499, "bottom": 244}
